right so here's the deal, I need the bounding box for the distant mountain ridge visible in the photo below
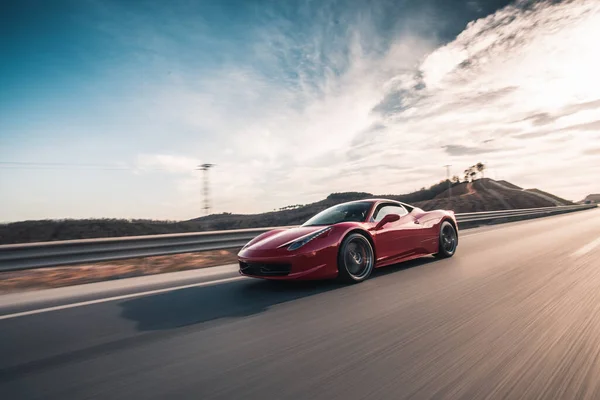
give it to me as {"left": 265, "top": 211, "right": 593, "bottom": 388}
{"left": 0, "top": 178, "right": 574, "bottom": 245}
{"left": 580, "top": 194, "right": 600, "bottom": 203}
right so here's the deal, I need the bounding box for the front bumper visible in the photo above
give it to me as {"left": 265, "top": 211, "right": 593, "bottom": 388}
{"left": 237, "top": 246, "right": 338, "bottom": 280}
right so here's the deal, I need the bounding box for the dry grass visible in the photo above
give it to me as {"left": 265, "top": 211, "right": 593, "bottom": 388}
{"left": 0, "top": 248, "right": 241, "bottom": 294}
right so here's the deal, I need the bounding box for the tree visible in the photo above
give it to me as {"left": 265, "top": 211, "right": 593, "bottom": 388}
{"left": 451, "top": 175, "right": 460, "bottom": 184}
{"left": 462, "top": 162, "right": 486, "bottom": 182}
{"left": 464, "top": 168, "right": 472, "bottom": 182}
{"left": 475, "top": 162, "right": 486, "bottom": 178}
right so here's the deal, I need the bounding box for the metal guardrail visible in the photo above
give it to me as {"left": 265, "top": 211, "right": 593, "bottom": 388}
{"left": 0, "top": 204, "right": 596, "bottom": 272}
{"left": 455, "top": 205, "right": 596, "bottom": 222}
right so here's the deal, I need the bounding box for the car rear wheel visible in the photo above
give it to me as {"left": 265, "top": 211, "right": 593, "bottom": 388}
{"left": 337, "top": 233, "right": 374, "bottom": 283}
{"left": 433, "top": 221, "right": 458, "bottom": 258}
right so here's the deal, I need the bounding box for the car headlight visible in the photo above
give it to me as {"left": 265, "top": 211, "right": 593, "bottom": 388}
{"left": 287, "top": 227, "right": 332, "bottom": 251}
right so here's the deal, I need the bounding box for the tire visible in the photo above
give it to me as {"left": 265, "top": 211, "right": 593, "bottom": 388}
{"left": 433, "top": 221, "right": 458, "bottom": 258}
{"left": 337, "top": 233, "right": 375, "bottom": 283}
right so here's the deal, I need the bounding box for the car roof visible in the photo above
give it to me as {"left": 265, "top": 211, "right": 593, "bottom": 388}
{"left": 340, "top": 198, "right": 414, "bottom": 208}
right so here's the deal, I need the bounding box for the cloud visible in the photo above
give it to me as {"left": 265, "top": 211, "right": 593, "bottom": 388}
{"left": 522, "top": 113, "right": 557, "bottom": 126}
{"left": 514, "top": 119, "right": 600, "bottom": 139}
{"left": 564, "top": 99, "right": 600, "bottom": 114}
{"left": 122, "top": 7, "right": 440, "bottom": 214}
{"left": 583, "top": 147, "right": 600, "bottom": 155}
{"left": 154, "top": 0, "right": 600, "bottom": 213}
{"left": 518, "top": 98, "right": 600, "bottom": 127}
{"left": 513, "top": 131, "right": 551, "bottom": 140}
{"left": 9, "top": 0, "right": 599, "bottom": 221}
{"left": 344, "top": 0, "right": 600, "bottom": 202}
{"left": 565, "top": 120, "right": 600, "bottom": 132}
{"left": 442, "top": 144, "right": 509, "bottom": 156}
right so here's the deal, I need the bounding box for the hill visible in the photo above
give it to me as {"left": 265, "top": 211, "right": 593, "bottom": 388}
{"left": 0, "top": 178, "right": 571, "bottom": 245}
{"left": 416, "top": 178, "right": 572, "bottom": 213}
{"left": 581, "top": 194, "right": 600, "bottom": 204}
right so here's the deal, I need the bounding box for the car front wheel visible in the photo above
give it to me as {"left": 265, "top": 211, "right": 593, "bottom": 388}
{"left": 337, "top": 233, "right": 375, "bottom": 283}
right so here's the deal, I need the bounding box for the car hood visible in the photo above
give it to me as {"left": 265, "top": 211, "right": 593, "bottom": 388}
{"left": 245, "top": 226, "right": 329, "bottom": 251}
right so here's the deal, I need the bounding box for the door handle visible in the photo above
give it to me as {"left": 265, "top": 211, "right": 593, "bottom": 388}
{"left": 413, "top": 219, "right": 420, "bottom": 224}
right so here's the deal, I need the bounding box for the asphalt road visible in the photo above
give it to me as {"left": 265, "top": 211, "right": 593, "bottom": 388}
{"left": 1, "top": 209, "right": 600, "bottom": 399}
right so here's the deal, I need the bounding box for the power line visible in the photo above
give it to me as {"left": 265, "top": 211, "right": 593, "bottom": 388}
{"left": 0, "top": 162, "right": 127, "bottom": 167}
{"left": 0, "top": 162, "right": 171, "bottom": 171}
{"left": 0, "top": 166, "right": 133, "bottom": 171}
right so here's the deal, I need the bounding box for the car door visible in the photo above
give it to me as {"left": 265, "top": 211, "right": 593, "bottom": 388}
{"left": 371, "top": 203, "right": 418, "bottom": 264}
{"left": 408, "top": 207, "right": 442, "bottom": 253}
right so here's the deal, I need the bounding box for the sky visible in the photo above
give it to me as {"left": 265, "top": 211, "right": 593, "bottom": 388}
{"left": 1, "top": 0, "right": 599, "bottom": 222}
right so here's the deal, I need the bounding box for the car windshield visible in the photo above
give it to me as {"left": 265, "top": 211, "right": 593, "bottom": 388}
{"left": 302, "top": 201, "right": 373, "bottom": 226}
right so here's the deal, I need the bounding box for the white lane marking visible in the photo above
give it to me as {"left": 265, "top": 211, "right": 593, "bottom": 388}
{"left": 572, "top": 237, "right": 600, "bottom": 257}
{"left": 0, "top": 276, "right": 245, "bottom": 321}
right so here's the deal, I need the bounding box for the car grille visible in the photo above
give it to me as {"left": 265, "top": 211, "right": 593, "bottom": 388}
{"left": 239, "top": 261, "right": 291, "bottom": 276}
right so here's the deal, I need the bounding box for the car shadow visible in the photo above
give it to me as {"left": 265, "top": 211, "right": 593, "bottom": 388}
{"left": 119, "top": 256, "right": 439, "bottom": 332}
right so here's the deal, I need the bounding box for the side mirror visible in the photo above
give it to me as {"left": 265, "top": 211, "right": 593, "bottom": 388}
{"left": 374, "top": 213, "right": 400, "bottom": 230}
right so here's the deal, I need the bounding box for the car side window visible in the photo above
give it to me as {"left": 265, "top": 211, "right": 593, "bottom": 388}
{"left": 372, "top": 204, "right": 407, "bottom": 222}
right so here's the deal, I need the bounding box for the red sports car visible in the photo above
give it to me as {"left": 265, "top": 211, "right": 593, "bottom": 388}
{"left": 238, "top": 199, "right": 458, "bottom": 283}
